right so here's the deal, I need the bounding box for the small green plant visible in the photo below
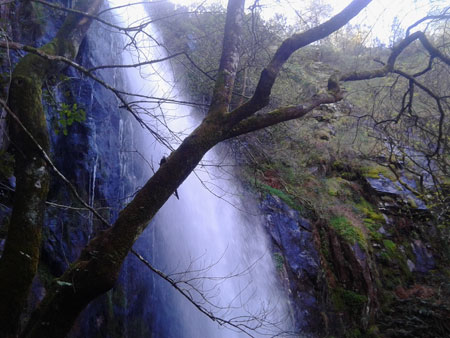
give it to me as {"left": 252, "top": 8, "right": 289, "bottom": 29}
{"left": 54, "top": 103, "right": 86, "bottom": 136}
{"left": 273, "top": 252, "right": 284, "bottom": 271}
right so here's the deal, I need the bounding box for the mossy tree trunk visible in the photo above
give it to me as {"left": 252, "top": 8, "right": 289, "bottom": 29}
{"left": 0, "top": 1, "right": 102, "bottom": 337}
{"left": 0, "top": 0, "right": 372, "bottom": 337}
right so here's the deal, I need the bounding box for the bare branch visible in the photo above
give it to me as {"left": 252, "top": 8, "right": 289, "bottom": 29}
{"left": 130, "top": 249, "right": 290, "bottom": 337}
{"left": 225, "top": 0, "right": 371, "bottom": 126}
{"left": 225, "top": 89, "right": 343, "bottom": 139}
{"left": 405, "top": 8, "right": 450, "bottom": 36}
{"left": 340, "top": 31, "right": 450, "bottom": 82}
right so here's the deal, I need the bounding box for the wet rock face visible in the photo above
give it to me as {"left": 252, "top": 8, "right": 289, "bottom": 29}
{"left": 411, "top": 240, "right": 435, "bottom": 273}
{"left": 40, "top": 14, "right": 147, "bottom": 338}
{"left": 366, "top": 174, "right": 427, "bottom": 210}
{"left": 260, "top": 194, "right": 322, "bottom": 335}
{"left": 42, "top": 32, "right": 125, "bottom": 274}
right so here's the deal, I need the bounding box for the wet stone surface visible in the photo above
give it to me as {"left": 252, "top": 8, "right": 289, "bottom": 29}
{"left": 260, "top": 194, "right": 322, "bottom": 335}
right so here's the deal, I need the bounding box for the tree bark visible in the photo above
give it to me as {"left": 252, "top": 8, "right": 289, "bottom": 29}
{"left": 0, "top": 1, "right": 102, "bottom": 337}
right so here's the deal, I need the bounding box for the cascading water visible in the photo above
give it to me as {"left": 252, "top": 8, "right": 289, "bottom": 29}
{"left": 108, "top": 1, "right": 292, "bottom": 337}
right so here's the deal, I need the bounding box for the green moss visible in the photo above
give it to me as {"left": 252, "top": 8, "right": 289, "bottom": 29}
{"left": 363, "top": 218, "right": 377, "bottom": 229}
{"left": 381, "top": 240, "right": 400, "bottom": 262}
{"left": 332, "top": 287, "right": 368, "bottom": 316}
{"left": 383, "top": 239, "right": 396, "bottom": 252}
{"left": 365, "top": 220, "right": 382, "bottom": 241}
{"left": 407, "top": 196, "right": 418, "bottom": 209}
{"left": 257, "top": 183, "right": 302, "bottom": 211}
{"left": 361, "top": 164, "right": 397, "bottom": 181}
{"left": 328, "top": 185, "right": 338, "bottom": 196}
{"left": 367, "top": 210, "right": 384, "bottom": 222}
{"left": 329, "top": 216, "right": 367, "bottom": 249}
{"left": 326, "top": 177, "right": 347, "bottom": 197}
{"left": 341, "top": 171, "right": 359, "bottom": 181}
{"left": 355, "top": 198, "right": 384, "bottom": 222}
{"left": 355, "top": 198, "right": 385, "bottom": 242}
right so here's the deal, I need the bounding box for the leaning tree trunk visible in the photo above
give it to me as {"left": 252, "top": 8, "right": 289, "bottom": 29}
{"left": 0, "top": 1, "right": 102, "bottom": 337}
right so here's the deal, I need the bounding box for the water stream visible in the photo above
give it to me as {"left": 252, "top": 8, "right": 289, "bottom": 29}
{"left": 108, "top": 2, "right": 291, "bottom": 337}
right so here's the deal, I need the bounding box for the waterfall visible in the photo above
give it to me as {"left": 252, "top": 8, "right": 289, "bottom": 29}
{"left": 108, "top": 1, "right": 291, "bottom": 337}
{"left": 87, "top": 153, "right": 98, "bottom": 239}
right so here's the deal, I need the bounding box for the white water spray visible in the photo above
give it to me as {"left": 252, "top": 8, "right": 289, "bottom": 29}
{"left": 108, "top": 1, "right": 292, "bottom": 336}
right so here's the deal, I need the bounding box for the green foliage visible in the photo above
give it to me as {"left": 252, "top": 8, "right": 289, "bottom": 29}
{"left": 54, "top": 103, "right": 86, "bottom": 136}
{"left": 42, "top": 83, "right": 87, "bottom": 136}
{"left": 329, "top": 216, "right": 367, "bottom": 249}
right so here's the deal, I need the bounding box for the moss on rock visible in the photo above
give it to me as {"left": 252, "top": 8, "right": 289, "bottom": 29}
{"left": 331, "top": 287, "right": 368, "bottom": 315}
{"left": 329, "top": 216, "right": 367, "bottom": 249}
